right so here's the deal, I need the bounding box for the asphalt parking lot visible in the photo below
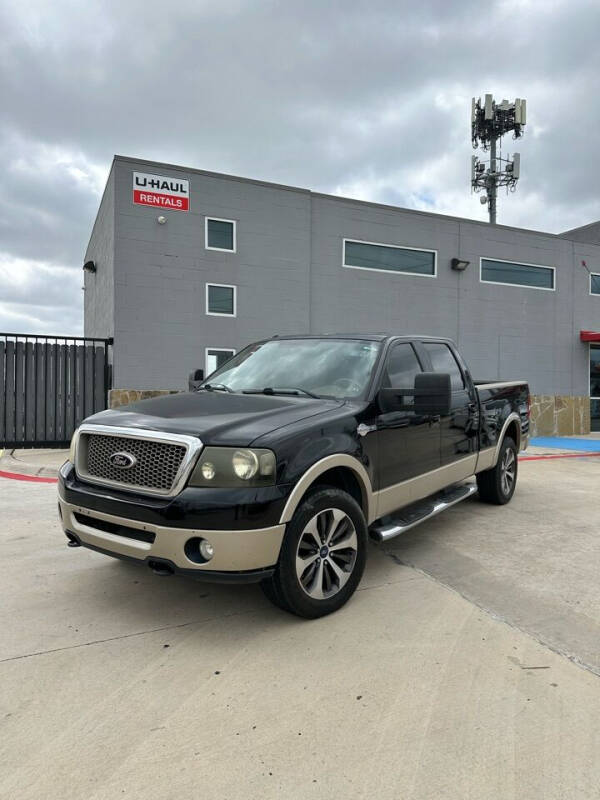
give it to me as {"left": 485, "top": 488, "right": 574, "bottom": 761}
{"left": 2, "top": 452, "right": 600, "bottom": 799}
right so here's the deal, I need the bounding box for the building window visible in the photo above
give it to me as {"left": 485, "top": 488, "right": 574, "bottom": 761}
{"left": 591, "top": 273, "right": 600, "bottom": 296}
{"left": 480, "top": 258, "right": 555, "bottom": 290}
{"left": 343, "top": 239, "right": 436, "bottom": 277}
{"left": 206, "top": 348, "right": 235, "bottom": 375}
{"left": 205, "top": 217, "right": 236, "bottom": 252}
{"left": 206, "top": 283, "right": 236, "bottom": 316}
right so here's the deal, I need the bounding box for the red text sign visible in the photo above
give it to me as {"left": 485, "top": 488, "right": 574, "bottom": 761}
{"left": 132, "top": 171, "right": 190, "bottom": 211}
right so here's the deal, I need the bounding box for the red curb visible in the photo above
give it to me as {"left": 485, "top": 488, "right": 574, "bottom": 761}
{"left": 0, "top": 470, "right": 58, "bottom": 483}
{"left": 519, "top": 453, "right": 600, "bottom": 461}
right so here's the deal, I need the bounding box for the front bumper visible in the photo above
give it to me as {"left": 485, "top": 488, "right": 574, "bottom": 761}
{"left": 58, "top": 490, "right": 285, "bottom": 583}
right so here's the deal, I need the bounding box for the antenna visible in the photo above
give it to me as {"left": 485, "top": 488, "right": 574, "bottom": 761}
{"left": 470, "top": 94, "right": 527, "bottom": 224}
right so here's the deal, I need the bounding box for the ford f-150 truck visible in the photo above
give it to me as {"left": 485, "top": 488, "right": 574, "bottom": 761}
{"left": 58, "top": 334, "right": 529, "bottom": 618}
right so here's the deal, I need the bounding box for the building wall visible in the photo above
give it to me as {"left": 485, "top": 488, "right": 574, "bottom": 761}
{"left": 85, "top": 156, "right": 600, "bottom": 434}
{"left": 111, "top": 158, "right": 311, "bottom": 390}
{"left": 560, "top": 221, "right": 600, "bottom": 245}
{"left": 83, "top": 164, "right": 115, "bottom": 340}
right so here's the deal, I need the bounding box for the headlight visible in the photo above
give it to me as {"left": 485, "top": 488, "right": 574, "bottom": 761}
{"left": 232, "top": 449, "right": 259, "bottom": 480}
{"left": 189, "top": 447, "right": 276, "bottom": 488}
{"left": 69, "top": 428, "right": 80, "bottom": 464}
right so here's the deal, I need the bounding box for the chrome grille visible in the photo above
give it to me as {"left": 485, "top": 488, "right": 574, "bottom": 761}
{"left": 84, "top": 433, "right": 187, "bottom": 492}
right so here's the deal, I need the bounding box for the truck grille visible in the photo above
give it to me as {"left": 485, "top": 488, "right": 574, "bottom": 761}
{"left": 83, "top": 433, "right": 188, "bottom": 493}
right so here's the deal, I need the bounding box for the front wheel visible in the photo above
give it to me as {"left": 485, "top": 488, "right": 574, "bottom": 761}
{"left": 260, "top": 487, "right": 368, "bottom": 618}
{"left": 477, "top": 436, "right": 518, "bottom": 505}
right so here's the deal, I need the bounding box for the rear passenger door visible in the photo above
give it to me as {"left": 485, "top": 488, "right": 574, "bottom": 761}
{"left": 375, "top": 342, "right": 441, "bottom": 490}
{"left": 420, "top": 341, "right": 478, "bottom": 468}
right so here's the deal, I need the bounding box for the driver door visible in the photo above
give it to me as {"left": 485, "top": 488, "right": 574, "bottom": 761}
{"left": 375, "top": 342, "right": 441, "bottom": 502}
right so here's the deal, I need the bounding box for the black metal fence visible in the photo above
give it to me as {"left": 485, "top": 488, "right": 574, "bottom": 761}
{"left": 1, "top": 333, "right": 113, "bottom": 449}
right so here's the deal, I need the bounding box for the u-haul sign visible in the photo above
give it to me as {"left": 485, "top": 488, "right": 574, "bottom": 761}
{"left": 132, "top": 171, "right": 190, "bottom": 211}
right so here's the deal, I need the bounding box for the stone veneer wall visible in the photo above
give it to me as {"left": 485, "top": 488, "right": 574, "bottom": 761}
{"left": 109, "top": 389, "right": 591, "bottom": 437}
{"left": 529, "top": 396, "right": 590, "bottom": 437}
{"left": 109, "top": 389, "right": 180, "bottom": 408}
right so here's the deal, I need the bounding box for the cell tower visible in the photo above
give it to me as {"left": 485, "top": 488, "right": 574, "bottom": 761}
{"left": 471, "top": 94, "right": 526, "bottom": 224}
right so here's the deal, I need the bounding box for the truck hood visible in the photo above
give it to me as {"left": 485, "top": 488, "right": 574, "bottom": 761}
{"left": 84, "top": 391, "right": 344, "bottom": 446}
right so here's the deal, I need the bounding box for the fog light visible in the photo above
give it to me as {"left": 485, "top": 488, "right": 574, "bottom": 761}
{"left": 199, "top": 539, "right": 214, "bottom": 561}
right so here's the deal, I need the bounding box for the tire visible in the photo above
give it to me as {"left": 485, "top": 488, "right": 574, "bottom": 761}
{"left": 477, "top": 436, "right": 518, "bottom": 505}
{"left": 260, "top": 487, "right": 368, "bottom": 619}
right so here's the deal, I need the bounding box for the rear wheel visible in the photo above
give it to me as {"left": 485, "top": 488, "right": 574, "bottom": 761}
{"left": 260, "top": 487, "right": 368, "bottom": 618}
{"left": 477, "top": 436, "right": 518, "bottom": 505}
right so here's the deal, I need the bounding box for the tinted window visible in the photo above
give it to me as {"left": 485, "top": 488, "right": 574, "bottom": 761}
{"left": 383, "top": 344, "right": 422, "bottom": 389}
{"left": 344, "top": 240, "right": 435, "bottom": 276}
{"left": 481, "top": 258, "right": 554, "bottom": 289}
{"left": 207, "top": 219, "right": 235, "bottom": 251}
{"left": 207, "top": 284, "right": 235, "bottom": 315}
{"left": 591, "top": 274, "right": 600, "bottom": 295}
{"left": 423, "top": 342, "right": 464, "bottom": 391}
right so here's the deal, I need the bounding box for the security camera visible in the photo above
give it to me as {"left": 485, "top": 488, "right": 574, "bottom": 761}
{"left": 480, "top": 195, "right": 488, "bottom": 205}
{"left": 157, "top": 215, "right": 167, "bottom": 224}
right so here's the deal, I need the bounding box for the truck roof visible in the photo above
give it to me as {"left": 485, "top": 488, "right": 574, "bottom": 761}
{"left": 273, "top": 333, "right": 456, "bottom": 344}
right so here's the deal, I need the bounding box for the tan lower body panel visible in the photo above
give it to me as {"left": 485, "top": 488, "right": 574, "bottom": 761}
{"left": 58, "top": 496, "right": 285, "bottom": 572}
{"left": 374, "top": 454, "right": 478, "bottom": 519}
{"left": 475, "top": 446, "right": 496, "bottom": 472}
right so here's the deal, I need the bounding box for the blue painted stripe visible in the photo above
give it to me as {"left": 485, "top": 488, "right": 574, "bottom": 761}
{"left": 529, "top": 437, "right": 600, "bottom": 452}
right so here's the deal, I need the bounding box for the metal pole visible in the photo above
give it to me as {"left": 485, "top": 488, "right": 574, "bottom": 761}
{"left": 488, "top": 136, "right": 497, "bottom": 224}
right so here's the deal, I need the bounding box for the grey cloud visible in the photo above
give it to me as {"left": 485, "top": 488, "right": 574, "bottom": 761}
{"left": 1, "top": 0, "right": 600, "bottom": 333}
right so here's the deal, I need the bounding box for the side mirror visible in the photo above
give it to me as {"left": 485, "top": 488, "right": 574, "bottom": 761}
{"left": 377, "top": 372, "right": 452, "bottom": 416}
{"left": 414, "top": 372, "right": 451, "bottom": 416}
{"left": 188, "top": 368, "right": 204, "bottom": 392}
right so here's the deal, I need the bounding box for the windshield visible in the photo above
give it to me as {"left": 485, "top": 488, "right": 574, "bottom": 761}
{"left": 201, "top": 338, "right": 381, "bottom": 399}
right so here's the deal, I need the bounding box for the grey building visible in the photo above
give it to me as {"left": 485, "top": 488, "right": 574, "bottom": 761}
{"left": 85, "top": 155, "right": 600, "bottom": 435}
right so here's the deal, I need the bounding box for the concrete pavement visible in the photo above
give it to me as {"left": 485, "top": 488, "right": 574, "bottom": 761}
{"left": 1, "top": 456, "right": 600, "bottom": 799}
{"left": 0, "top": 448, "right": 68, "bottom": 477}
{"left": 383, "top": 453, "right": 600, "bottom": 676}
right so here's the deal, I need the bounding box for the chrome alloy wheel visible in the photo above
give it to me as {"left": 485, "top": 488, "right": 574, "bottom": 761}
{"left": 295, "top": 508, "right": 358, "bottom": 600}
{"left": 500, "top": 447, "right": 516, "bottom": 496}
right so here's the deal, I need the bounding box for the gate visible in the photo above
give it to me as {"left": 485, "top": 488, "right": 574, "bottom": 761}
{"left": 1, "top": 333, "right": 113, "bottom": 449}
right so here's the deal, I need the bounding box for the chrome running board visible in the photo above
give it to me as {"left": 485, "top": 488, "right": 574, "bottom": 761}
{"left": 369, "top": 483, "right": 478, "bottom": 543}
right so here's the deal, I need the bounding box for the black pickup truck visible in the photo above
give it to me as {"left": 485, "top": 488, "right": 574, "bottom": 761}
{"left": 58, "top": 334, "right": 529, "bottom": 618}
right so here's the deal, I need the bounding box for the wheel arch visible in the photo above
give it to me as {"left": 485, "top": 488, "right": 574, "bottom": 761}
{"left": 493, "top": 412, "right": 521, "bottom": 464}
{"left": 279, "top": 455, "right": 374, "bottom": 525}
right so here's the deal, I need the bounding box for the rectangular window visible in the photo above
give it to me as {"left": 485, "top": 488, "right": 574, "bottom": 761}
{"left": 206, "top": 217, "right": 236, "bottom": 252}
{"left": 591, "top": 273, "right": 600, "bottom": 296}
{"left": 206, "top": 348, "right": 235, "bottom": 375}
{"left": 343, "top": 239, "right": 436, "bottom": 277}
{"left": 206, "top": 283, "right": 236, "bottom": 316}
{"left": 423, "top": 342, "right": 465, "bottom": 391}
{"left": 480, "top": 258, "right": 555, "bottom": 290}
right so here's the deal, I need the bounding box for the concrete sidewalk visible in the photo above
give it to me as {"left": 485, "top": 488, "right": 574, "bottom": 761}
{"left": 0, "top": 448, "right": 68, "bottom": 477}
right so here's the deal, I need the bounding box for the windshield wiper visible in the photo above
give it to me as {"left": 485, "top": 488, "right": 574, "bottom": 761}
{"left": 242, "top": 386, "right": 319, "bottom": 398}
{"left": 199, "top": 383, "right": 234, "bottom": 393}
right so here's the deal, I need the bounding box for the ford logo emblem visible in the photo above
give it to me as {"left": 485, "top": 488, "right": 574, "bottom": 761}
{"left": 109, "top": 451, "right": 137, "bottom": 470}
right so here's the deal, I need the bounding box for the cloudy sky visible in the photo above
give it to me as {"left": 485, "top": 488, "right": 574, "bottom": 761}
{"left": 2, "top": 0, "right": 599, "bottom": 334}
